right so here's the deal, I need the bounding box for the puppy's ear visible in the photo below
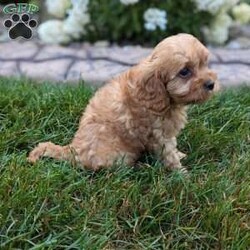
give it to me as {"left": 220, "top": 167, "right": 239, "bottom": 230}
{"left": 135, "top": 70, "right": 170, "bottom": 115}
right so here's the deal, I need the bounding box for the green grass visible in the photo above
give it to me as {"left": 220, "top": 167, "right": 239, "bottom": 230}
{"left": 0, "top": 77, "right": 249, "bottom": 249}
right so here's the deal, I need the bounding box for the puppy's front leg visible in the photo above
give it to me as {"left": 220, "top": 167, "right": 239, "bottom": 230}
{"left": 176, "top": 150, "right": 187, "bottom": 160}
{"left": 152, "top": 137, "right": 187, "bottom": 173}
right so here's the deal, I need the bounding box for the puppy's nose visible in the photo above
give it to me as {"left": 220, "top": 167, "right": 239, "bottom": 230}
{"left": 204, "top": 80, "right": 214, "bottom": 91}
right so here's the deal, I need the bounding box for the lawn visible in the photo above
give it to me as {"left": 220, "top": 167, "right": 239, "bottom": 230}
{"left": 0, "top": 77, "right": 249, "bottom": 249}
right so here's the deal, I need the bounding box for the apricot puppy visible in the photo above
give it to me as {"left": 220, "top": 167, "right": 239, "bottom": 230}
{"left": 28, "top": 33, "right": 218, "bottom": 172}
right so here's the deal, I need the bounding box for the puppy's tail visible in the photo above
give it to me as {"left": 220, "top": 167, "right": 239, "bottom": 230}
{"left": 28, "top": 142, "right": 75, "bottom": 164}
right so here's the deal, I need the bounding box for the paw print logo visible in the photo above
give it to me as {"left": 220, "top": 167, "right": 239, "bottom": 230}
{"left": 4, "top": 14, "right": 37, "bottom": 40}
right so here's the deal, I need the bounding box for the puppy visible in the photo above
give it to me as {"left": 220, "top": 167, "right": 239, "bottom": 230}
{"left": 28, "top": 33, "right": 218, "bottom": 172}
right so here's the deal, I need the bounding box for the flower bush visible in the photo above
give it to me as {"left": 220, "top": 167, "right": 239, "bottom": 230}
{"left": 38, "top": 0, "right": 90, "bottom": 44}
{"left": 232, "top": 2, "right": 250, "bottom": 24}
{"left": 194, "top": 0, "right": 250, "bottom": 44}
{"left": 45, "top": 0, "right": 71, "bottom": 18}
{"left": 39, "top": 0, "right": 250, "bottom": 46}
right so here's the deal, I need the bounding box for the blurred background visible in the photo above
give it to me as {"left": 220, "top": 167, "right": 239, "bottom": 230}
{"left": 0, "top": 0, "right": 250, "bottom": 48}
{"left": 0, "top": 0, "right": 250, "bottom": 85}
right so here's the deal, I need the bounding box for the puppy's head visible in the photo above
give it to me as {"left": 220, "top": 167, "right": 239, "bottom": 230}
{"left": 136, "top": 34, "right": 219, "bottom": 112}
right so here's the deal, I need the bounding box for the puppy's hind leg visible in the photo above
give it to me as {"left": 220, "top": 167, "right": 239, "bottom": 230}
{"left": 28, "top": 142, "right": 73, "bottom": 163}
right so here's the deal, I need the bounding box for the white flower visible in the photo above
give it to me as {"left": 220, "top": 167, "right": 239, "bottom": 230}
{"left": 70, "top": 0, "right": 89, "bottom": 13}
{"left": 194, "top": 0, "right": 223, "bottom": 13}
{"left": 194, "top": 0, "right": 239, "bottom": 14}
{"left": 120, "top": 0, "right": 139, "bottom": 5}
{"left": 64, "top": 0, "right": 90, "bottom": 39}
{"left": 144, "top": 8, "right": 167, "bottom": 31}
{"left": 67, "top": 0, "right": 89, "bottom": 25}
{"left": 45, "top": 0, "right": 71, "bottom": 18}
{"left": 203, "top": 13, "right": 233, "bottom": 44}
{"left": 220, "top": 0, "right": 240, "bottom": 12}
{"left": 64, "top": 13, "right": 90, "bottom": 39}
{"left": 232, "top": 3, "right": 250, "bottom": 24}
{"left": 39, "top": 0, "right": 90, "bottom": 44}
{"left": 38, "top": 20, "right": 71, "bottom": 44}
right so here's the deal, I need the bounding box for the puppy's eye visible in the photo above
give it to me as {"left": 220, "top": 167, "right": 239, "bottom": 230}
{"left": 178, "top": 67, "right": 192, "bottom": 78}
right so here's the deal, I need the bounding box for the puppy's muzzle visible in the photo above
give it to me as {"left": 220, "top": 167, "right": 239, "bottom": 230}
{"left": 204, "top": 80, "right": 215, "bottom": 91}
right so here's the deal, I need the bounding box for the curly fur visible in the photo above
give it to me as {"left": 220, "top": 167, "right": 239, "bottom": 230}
{"left": 28, "top": 34, "right": 219, "bottom": 172}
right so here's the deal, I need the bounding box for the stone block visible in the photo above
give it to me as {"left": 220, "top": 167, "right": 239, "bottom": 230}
{"left": 0, "top": 41, "right": 39, "bottom": 59}
{"left": 88, "top": 45, "right": 151, "bottom": 65}
{"left": 212, "top": 48, "right": 250, "bottom": 64}
{"left": 211, "top": 63, "right": 250, "bottom": 87}
{"left": 68, "top": 59, "right": 129, "bottom": 85}
{"left": 36, "top": 45, "right": 87, "bottom": 60}
{"left": 19, "top": 59, "right": 73, "bottom": 81}
{"left": 0, "top": 61, "right": 18, "bottom": 76}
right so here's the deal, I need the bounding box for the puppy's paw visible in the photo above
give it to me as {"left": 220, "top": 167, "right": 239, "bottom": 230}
{"left": 27, "top": 143, "right": 47, "bottom": 163}
{"left": 27, "top": 150, "right": 40, "bottom": 163}
{"left": 177, "top": 151, "right": 187, "bottom": 160}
